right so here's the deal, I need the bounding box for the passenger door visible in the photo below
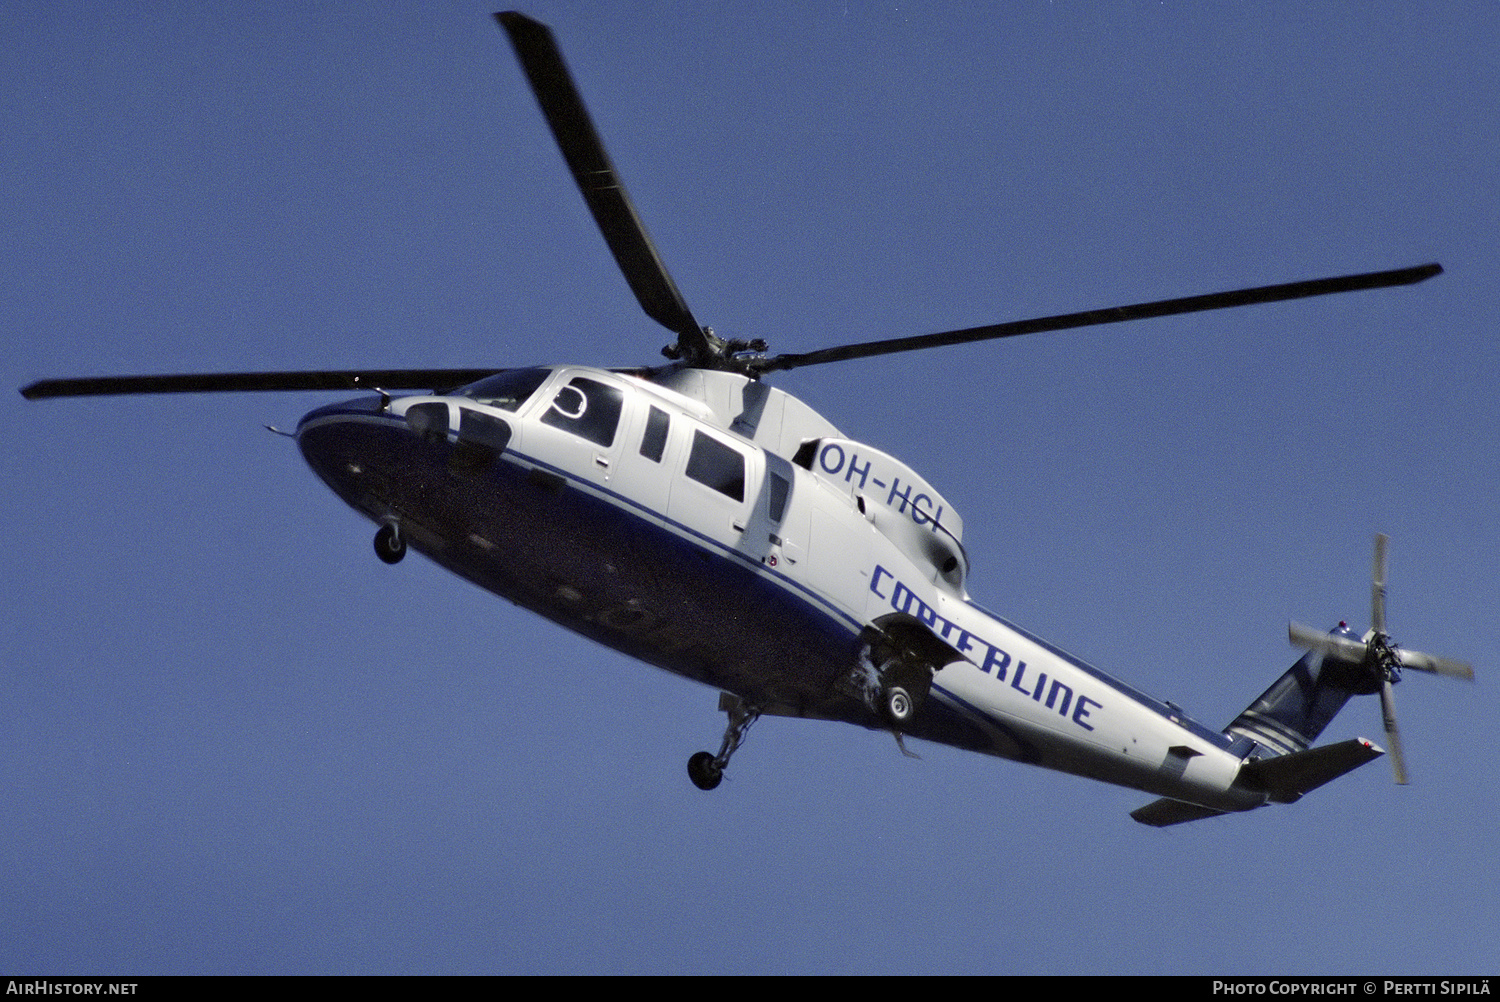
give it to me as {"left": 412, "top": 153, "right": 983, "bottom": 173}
{"left": 668, "top": 424, "right": 759, "bottom": 553}
{"left": 610, "top": 401, "right": 677, "bottom": 519}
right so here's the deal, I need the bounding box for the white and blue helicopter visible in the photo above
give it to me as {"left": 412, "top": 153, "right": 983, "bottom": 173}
{"left": 22, "top": 12, "right": 1473, "bottom": 825}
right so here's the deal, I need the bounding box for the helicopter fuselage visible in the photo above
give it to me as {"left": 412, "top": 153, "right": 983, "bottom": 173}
{"left": 296, "top": 363, "right": 1264, "bottom": 813}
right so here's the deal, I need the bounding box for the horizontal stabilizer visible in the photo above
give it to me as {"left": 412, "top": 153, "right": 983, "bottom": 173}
{"left": 1130, "top": 798, "right": 1227, "bottom": 827}
{"left": 1237, "top": 737, "right": 1385, "bottom": 804}
{"left": 1131, "top": 738, "right": 1386, "bottom": 826}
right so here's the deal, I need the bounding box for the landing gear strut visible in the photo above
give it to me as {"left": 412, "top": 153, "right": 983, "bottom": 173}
{"left": 687, "top": 692, "right": 760, "bottom": 791}
{"left": 373, "top": 521, "right": 406, "bottom": 564}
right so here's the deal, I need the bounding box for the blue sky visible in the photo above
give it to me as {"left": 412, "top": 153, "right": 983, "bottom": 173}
{"left": 4, "top": 1, "right": 1497, "bottom": 975}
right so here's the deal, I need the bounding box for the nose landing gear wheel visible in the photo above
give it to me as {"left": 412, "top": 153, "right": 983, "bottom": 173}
{"left": 374, "top": 522, "right": 406, "bottom": 564}
{"left": 687, "top": 751, "right": 722, "bottom": 791}
{"left": 686, "top": 694, "right": 760, "bottom": 791}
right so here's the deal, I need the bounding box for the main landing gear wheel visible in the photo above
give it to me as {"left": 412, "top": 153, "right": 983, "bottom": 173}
{"left": 687, "top": 751, "right": 722, "bottom": 791}
{"left": 849, "top": 622, "right": 943, "bottom": 732}
{"left": 373, "top": 522, "right": 406, "bottom": 564}
{"left": 884, "top": 685, "right": 915, "bottom": 727}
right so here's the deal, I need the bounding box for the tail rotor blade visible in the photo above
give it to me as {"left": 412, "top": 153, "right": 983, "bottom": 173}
{"left": 1380, "top": 678, "right": 1409, "bottom": 785}
{"left": 1372, "top": 533, "right": 1389, "bottom": 635}
{"left": 1289, "top": 621, "right": 1370, "bottom": 663}
{"left": 1397, "top": 648, "right": 1476, "bottom": 681}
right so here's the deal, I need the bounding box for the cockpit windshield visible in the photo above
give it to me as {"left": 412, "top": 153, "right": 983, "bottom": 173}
{"left": 457, "top": 368, "right": 551, "bottom": 411}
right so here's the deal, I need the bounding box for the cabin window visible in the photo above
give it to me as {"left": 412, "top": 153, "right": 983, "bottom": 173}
{"left": 540, "top": 376, "right": 624, "bottom": 447}
{"left": 640, "top": 406, "right": 669, "bottom": 462}
{"left": 792, "top": 439, "right": 819, "bottom": 470}
{"left": 685, "top": 430, "right": 746, "bottom": 502}
{"left": 450, "top": 407, "right": 513, "bottom": 474}
{"left": 458, "top": 368, "right": 550, "bottom": 412}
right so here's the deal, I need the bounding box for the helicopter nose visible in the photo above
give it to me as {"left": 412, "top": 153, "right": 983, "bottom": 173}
{"left": 295, "top": 395, "right": 411, "bottom": 513}
{"left": 296, "top": 393, "right": 390, "bottom": 430}
{"left": 296, "top": 395, "right": 515, "bottom": 525}
{"left": 295, "top": 393, "right": 394, "bottom": 457}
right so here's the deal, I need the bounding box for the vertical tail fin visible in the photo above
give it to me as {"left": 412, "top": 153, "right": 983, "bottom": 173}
{"left": 1224, "top": 626, "right": 1376, "bottom": 755}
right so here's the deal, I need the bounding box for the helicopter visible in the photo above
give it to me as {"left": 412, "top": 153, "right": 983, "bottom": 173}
{"left": 20, "top": 11, "right": 1474, "bottom": 825}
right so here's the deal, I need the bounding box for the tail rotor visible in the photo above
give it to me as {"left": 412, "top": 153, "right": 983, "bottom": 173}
{"left": 1288, "top": 534, "right": 1474, "bottom": 784}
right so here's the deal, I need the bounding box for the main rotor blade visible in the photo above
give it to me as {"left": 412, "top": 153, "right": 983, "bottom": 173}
{"left": 20, "top": 368, "right": 501, "bottom": 399}
{"left": 754, "top": 263, "right": 1442, "bottom": 373}
{"left": 495, "top": 12, "right": 705, "bottom": 353}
